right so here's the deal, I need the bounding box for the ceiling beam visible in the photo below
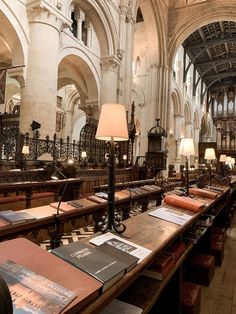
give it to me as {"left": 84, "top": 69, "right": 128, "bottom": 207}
{"left": 195, "top": 56, "right": 236, "bottom": 67}
{"left": 203, "top": 71, "right": 236, "bottom": 80}
{"left": 184, "top": 34, "right": 236, "bottom": 50}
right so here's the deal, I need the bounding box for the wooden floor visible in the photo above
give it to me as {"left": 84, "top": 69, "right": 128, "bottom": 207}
{"left": 200, "top": 215, "right": 236, "bottom": 314}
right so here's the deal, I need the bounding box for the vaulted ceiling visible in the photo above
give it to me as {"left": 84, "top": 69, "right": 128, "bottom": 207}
{"left": 183, "top": 21, "right": 236, "bottom": 95}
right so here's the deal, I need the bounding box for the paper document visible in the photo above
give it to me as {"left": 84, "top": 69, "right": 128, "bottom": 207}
{"left": 148, "top": 207, "right": 193, "bottom": 225}
{"left": 89, "top": 232, "right": 151, "bottom": 262}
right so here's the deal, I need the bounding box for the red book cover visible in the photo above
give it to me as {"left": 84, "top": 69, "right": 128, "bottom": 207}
{"left": 164, "top": 194, "right": 205, "bottom": 213}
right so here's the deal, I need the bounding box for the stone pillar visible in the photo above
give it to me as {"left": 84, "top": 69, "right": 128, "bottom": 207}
{"left": 86, "top": 21, "right": 92, "bottom": 48}
{"left": 100, "top": 56, "right": 120, "bottom": 105}
{"left": 20, "top": 1, "right": 70, "bottom": 138}
{"left": 61, "top": 110, "right": 73, "bottom": 139}
{"left": 174, "top": 138, "right": 181, "bottom": 173}
{"left": 123, "top": 11, "right": 135, "bottom": 107}
{"left": 185, "top": 122, "right": 193, "bottom": 138}
{"left": 76, "top": 11, "right": 85, "bottom": 42}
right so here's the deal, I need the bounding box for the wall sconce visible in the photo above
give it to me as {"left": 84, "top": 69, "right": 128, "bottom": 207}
{"left": 204, "top": 148, "right": 216, "bottom": 185}
{"left": 179, "top": 138, "right": 195, "bottom": 196}
{"left": 96, "top": 103, "right": 128, "bottom": 233}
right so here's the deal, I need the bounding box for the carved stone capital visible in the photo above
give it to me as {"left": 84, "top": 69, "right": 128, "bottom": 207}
{"left": 27, "top": 0, "right": 71, "bottom": 32}
{"left": 101, "top": 56, "right": 121, "bottom": 72}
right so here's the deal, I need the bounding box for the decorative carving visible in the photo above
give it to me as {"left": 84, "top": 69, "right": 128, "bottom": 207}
{"left": 101, "top": 56, "right": 121, "bottom": 72}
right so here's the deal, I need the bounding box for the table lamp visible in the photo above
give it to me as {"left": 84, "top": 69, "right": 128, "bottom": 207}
{"left": 96, "top": 103, "right": 128, "bottom": 233}
{"left": 219, "top": 154, "right": 226, "bottom": 162}
{"left": 50, "top": 167, "right": 68, "bottom": 249}
{"left": 204, "top": 148, "right": 216, "bottom": 185}
{"left": 22, "top": 145, "right": 30, "bottom": 170}
{"left": 179, "top": 138, "right": 195, "bottom": 196}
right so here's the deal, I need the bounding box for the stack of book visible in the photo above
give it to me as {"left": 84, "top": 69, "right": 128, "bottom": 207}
{"left": 0, "top": 210, "right": 37, "bottom": 225}
{"left": 142, "top": 252, "right": 175, "bottom": 280}
{"left": 167, "top": 241, "right": 186, "bottom": 263}
{"left": 164, "top": 194, "right": 205, "bottom": 213}
{"left": 52, "top": 240, "right": 139, "bottom": 293}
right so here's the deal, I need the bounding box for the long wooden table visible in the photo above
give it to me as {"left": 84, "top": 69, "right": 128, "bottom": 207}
{"left": 0, "top": 185, "right": 232, "bottom": 313}
{"left": 0, "top": 186, "right": 163, "bottom": 242}
{"left": 0, "top": 178, "right": 84, "bottom": 208}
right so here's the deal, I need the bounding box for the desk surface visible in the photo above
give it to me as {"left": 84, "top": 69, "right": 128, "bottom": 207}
{"left": 0, "top": 178, "right": 83, "bottom": 191}
{"left": 0, "top": 187, "right": 230, "bottom": 313}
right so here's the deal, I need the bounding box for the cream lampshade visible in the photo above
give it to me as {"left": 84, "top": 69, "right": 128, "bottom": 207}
{"left": 204, "top": 148, "right": 216, "bottom": 160}
{"left": 123, "top": 154, "right": 127, "bottom": 160}
{"left": 22, "top": 145, "right": 29, "bottom": 155}
{"left": 226, "top": 156, "right": 231, "bottom": 163}
{"left": 81, "top": 151, "right": 87, "bottom": 158}
{"left": 96, "top": 103, "right": 128, "bottom": 141}
{"left": 179, "top": 138, "right": 195, "bottom": 156}
{"left": 219, "top": 154, "right": 227, "bottom": 162}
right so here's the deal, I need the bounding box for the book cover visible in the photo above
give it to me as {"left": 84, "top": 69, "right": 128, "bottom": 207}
{"left": 189, "top": 187, "right": 219, "bottom": 199}
{"left": 97, "top": 242, "right": 139, "bottom": 273}
{"left": 149, "top": 207, "right": 193, "bottom": 225}
{"left": 0, "top": 210, "right": 27, "bottom": 225}
{"left": 0, "top": 259, "right": 76, "bottom": 314}
{"left": 167, "top": 241, "right": 186, "bottom": 262}
{"left": 164, "top": 194, "right": 205, "bottom": 213}
{"left": 87, "top": 195, "right": 107, "bottom": 204}
{"left": 52, "top": 241, "right": 126, "bottom": 292}
{"left": 142, "top": 252, "right": 175, "bottom": 281}
{"left": 100, "top": 299, "right": 143, "bottom": 314}
{"left": 89, "top": 232, "right": 152, "bottom": 262}
{"left": 15, "top": 210, "right": 37, "bottom": 222}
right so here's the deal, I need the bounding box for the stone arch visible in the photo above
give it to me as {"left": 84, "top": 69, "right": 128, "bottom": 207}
{"left": 58, "top": 48, "right": 99, "bottom": 104}
{"left": 63, "top": 0, "right": 118, "bottom": 57}
{"left": 184, "top": 102, "right": 192, "bottom": 124}
{"left": 194, "top": 110, "right": 200, "bottom": 129}
{"left": 132, "top": 82, "right": 145, "bottom": 107}
{"left": 0, "top": 2, "right": 27, "bottom": 84}
{"left": 168, "top": 4, "right": 236, "bottom": 67}
{"left": 170, "top": 89, "right": 181, "bottom": 116}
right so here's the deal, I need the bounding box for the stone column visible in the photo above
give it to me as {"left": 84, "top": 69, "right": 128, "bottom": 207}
{"left": 174, "top": 138, "right": 181, "bottom": 173}
{"left": 20, "top": 1, "right": 70, "bottom": 138}
{"left": 61, "top": 110, "right": 73, "bottom": 139}
{"left": 185, "top": 122, "right": 193, "bottom": 138}
{"left": 100, "top": 56, "right": 120, "bottom": 105}
{"left": 76, "top": 11, "right": 85, "bottom": 42}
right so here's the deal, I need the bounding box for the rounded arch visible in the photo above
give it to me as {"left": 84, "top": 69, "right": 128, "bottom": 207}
{"left": 170, "top": 88, "right": 181, "bottom": 116}
{"left": 193, "top": 110, "right": 200, "bottom": 129}
{"left": 58, "top": 48, "right": 100, "bottom": 103}
{"left": 0, "top": 2, "right": 27, "bottom": 69}
{"left": 132, "top": 82, "right": 145, "bottom": 107}
{"left": 168, "top": 4, "right": 236, "bottom": 67}
{"left": 64, "top": 0, "right": 118, "bottom": 57}
{"left": 184, "top": 101, "right": 192, "bottom": 124}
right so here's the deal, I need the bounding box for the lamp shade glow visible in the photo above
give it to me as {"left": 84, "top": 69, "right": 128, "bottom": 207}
{"left": 231, "top": 158, "right": 235, "bottom": 165}
{"left": 81, "top": 151, "right": 87, "bottom": 158}
{"left": 123, "top": 154, "right": 127, "bottom": 160}
{"left": 96, "top": 103, "right": 129, "bottom": 141}
{"left": 219, "top": 154, "right": 227, "bottom": 162}
{"left": 179, "top": 138, "right": 195, "bottom": 156}
{"left": 22, "top": 145, "right": 29, "bottom": 154}
{"left": 226, "top": 156, "right": 232, "bottom": 162}
{"left": 204, "top": 148, "right": 216, "bottom": 160}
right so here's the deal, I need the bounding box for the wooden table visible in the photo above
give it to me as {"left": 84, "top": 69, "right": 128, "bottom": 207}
{"left": 0, "top": 187, "right": 163, "bottom": 243}
{"left": 0, "top": 187, "right": 232, "bottom": 313}
{"left": 0, "top": 178, "right": 84, "bottom": 208}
